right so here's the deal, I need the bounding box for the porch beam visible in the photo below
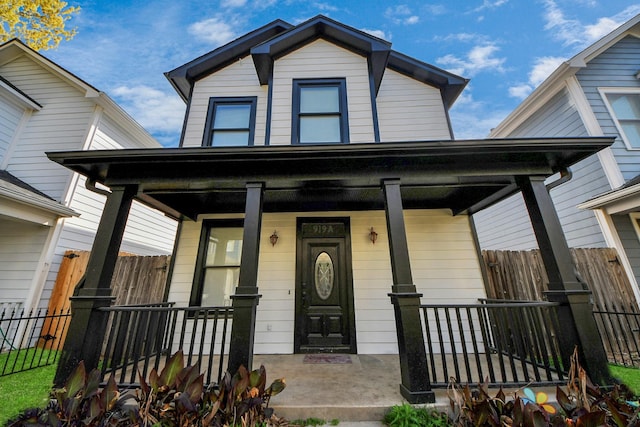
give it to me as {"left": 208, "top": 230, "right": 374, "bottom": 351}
{"left": 382, "top": 179, "right": 434, "bottom": 403}
{"left": 517, "top": 176, "right": 611, "bottom": 385}
{"left": 228, "top": 182, "right": 264, "bottom": 374}
{"left": 54, "top": 184, "right": 137, "bottom": 386}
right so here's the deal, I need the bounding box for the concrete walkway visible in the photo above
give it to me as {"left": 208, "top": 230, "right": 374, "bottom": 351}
{"left": 254, "top": 354, "right": 557, "bottom": 425}
{"left": 255, "top": 354, "right": 446, "bottom": 423}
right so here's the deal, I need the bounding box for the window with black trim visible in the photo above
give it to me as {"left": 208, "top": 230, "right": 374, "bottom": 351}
{"left": 292, "top": 79, "right": 348, "bottom": 144}
{"left": 190, "top": 219, "right": 243, "bottom": 307}
{"left": 202, "top": 97, "right": 257, "bottom": 147}
{"left": 601, "top": 89, "right": 640, "bottom": 149}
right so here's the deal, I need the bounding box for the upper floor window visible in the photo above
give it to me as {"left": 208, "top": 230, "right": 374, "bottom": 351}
{"left": 601, "top": 89, "right": 640, "bottom": 150}
{"left": 292, "top": 79, "right": 349, "bottom": 144}
{"left": 190, "top": 219, "right": 243, "bottom": 307}
{"left": 202, "top": 97, "right": 257, "bottom": 147}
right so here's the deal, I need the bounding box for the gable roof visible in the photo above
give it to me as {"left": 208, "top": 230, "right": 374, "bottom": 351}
{"left": 490, "top": 13, "right": 640, "bottom": 136}
{"left": 0, "top": 39, "right": 160, "bottom": 148}
{"left": 165, "top": 15, "right": 468, "bottom": 107}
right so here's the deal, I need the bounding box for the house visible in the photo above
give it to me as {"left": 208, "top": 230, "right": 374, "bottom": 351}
{"left": 0, "top": 39, "right": 178, "bottom": 315}
{"left": 472, "top": 14, "right": 640, "bottom": 306}
{"left": 48, "top": 16, "right": 613, "bottom": 402}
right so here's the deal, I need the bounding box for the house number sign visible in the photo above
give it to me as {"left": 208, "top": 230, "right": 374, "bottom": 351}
{"left": 301, "top": 223, "right": 345, "bottom": 238}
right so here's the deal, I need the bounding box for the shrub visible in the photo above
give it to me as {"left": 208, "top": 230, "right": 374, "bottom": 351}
{"left": 447, "top": 347, "right": 640, "bottom": 426}
{"left": 7, "top": 350, "right": 287, "bottom": 426}
{"left": 384, "top": 403, "right": 450, "bottom": 427}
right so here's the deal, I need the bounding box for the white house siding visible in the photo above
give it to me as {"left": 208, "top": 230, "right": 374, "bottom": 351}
{"left": 183, "top": 58, "right": 267, "bottom": 147}
{"left": 270, "top": 39, "right": 375, "bottom": 145}
{"left": 167, "top": 209, "right": 485, "bottom": 354}
{"left": 613, "top": 214, "right": 640, "bottom": 292}
{"left": 474, "top": 88, "right": 609, "bottom": 249}
{"left": 0, "top": 93, "right": 25, "bottom": 163}
{"left": 38, "top": 115, "right": 178, "bottom": 304}
{"left": 576, "top": 35, "right": 640, "bottom": 182}
{"left": 376, "top": 69, "right": 451, "bottom": 141}
{"left": 0, "top": 55, "right": 94, "bottom": 201}
{"left": 0, "top": 218, "right": 49, "bottom": 303}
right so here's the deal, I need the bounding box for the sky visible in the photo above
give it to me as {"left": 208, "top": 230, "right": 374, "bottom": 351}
{"left": 44, "top": 0, "right": 640, "bottom": 147}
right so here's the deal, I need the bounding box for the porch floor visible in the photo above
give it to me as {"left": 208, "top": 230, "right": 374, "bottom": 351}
{"left": 253, "top": 354, "right": 557, "bottom": 423}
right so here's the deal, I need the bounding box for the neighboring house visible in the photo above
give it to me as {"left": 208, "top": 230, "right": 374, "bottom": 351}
{"left": 0, "top": 39, "right": 178, "bottom": 314}
{"left": 472, "top": 14, "right": 640, "bottom": 306}
{"left": 49, "top": 16, "right": 613, "bottom": 402}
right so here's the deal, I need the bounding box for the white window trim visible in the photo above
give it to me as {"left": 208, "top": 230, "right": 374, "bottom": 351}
{"left": 599, "top": 87, "right": 640, "bottom": 151}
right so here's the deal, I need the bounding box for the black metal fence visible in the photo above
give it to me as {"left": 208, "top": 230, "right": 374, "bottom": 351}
{"left": 99, "top": 304, "right": 233, "bottom": 387}
{"left": 593, "top": 307, "right": 640, "bottom": 367}
{"left": 0, "top": 306, "right": 71, "bottom": 376}
{"left": 420, "top": 300, "right": 565, "bottom": 388}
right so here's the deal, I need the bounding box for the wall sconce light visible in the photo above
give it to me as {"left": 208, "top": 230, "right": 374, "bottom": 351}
{"left": 270, "top": 230, "right": 279, "bottom": 246}
{"left": 369, "top": 227, "right": 378, "bottom": 244}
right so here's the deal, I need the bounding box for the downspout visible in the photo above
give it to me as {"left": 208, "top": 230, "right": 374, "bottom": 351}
{"left": 86, "top": 178, "right": 111, "bottom": 197}
{"left": 545, "top": 167, "right": 572, "bottom": 192}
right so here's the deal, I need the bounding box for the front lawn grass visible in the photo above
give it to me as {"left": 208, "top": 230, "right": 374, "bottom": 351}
{"left": 0, "top": 363, "right": 56, "bottom": 425}
{"left": 609, "top": 364, "right": 640, "bottom": 395}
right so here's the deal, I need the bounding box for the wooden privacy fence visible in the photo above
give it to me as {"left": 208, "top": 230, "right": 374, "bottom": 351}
{"left": 482, "top": 248, "right": 640, "bottom": 367}
{"left": 41, "top": 250, "right": 171, "bottom": 352}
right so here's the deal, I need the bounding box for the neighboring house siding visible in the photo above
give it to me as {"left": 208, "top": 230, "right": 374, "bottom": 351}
{"left": 0, "top": 93, "right": 24, "bottom": 162}
{"left": 270, "top": 39, "right": 374, "bottom": 145}
{"left": 184, "top": 59, "right": 267, "bottom": 147}
{"left": 0, "top": 55, "right": 93, "bottom": 200}
{"left": 376, "top": 69, "right": 451, "bottom": 141}
{"left": 614, "top": 214, "right": 640, "bottom": 290}
{"left": 576, "top": 35, "right": 640, "bottom": 181}
{"left": 167, "top": 210, "right": 485, "bottom": 354}
{"left": 474, "top": 88, "right": 608, "bottom": 249}
{"left": 0, "top": 220, "right": 49, "bottom": 303}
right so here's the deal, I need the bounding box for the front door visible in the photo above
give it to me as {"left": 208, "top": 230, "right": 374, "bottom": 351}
{"left": 295, "top": 218, "right": 356, "bottom": 353}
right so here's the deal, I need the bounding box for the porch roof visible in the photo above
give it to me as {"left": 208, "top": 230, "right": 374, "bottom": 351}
{"left": 47, "top": 137, "right": 613, "bottom": 220}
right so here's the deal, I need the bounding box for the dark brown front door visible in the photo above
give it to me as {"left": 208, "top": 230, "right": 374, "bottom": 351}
{"left": 295, "top": 218, "right": 356, "bottom": 353}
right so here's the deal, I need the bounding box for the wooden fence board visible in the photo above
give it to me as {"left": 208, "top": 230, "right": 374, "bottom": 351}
{"left": 40, "top": 251, "right": 170, "bottom": 350}
{"left": 482, "top": 248, "right": 640, "bottom": 366}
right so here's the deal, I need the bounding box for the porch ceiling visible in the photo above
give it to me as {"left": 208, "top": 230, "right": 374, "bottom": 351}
{"left": 47, "top": 137, "right": 613, "bottom": 219}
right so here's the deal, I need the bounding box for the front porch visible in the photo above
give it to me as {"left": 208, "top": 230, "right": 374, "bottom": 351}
{"left": 47, "top": 137, "right": 615, "bottom": 403}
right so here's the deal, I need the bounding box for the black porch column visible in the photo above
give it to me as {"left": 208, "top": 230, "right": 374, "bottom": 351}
{"left": 382, "top": 179, "right": 434, "bottom": 403}
{"left": 517, "top": 176, "right": 611, "bottom": 385}
{"left": 228, "top": 182, "right": 264, "bottom": 374}
{"left": 54, "top": 184, "right": 137, "bottom": 386}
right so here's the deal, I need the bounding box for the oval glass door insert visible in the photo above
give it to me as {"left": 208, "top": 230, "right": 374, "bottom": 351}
{"left": 314, "top": 252, "right": 334, "bottom": 300}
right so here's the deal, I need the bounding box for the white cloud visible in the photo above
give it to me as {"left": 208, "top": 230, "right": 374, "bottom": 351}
{"left": 472, "top": 0, "right": 509, "bottom": 13}
{"left": 543, "top": 1, "right": 640, "bottom": 48}
{"left": 436, "top": 43, "right": 506, "bottom": 77}
{"left": 508, "top": 84, "right": 532, "bottom": 99}
{"left": 423, "top": 4, "right": 447, "bottom": 16}
{"left": 449, "top": 87, "right": 510, "bottom": 138}
{"left": 435, "top": 32, "right": 489, "bottom": 43}
{"left": 385, "top": 5, "right": 420, "bottom": 25}
{"left": 221, "top": 0, "right": 247, "bottom": 7}
{"left": 507, "top": 56, "right": 565, "bottom": 100}
{"left": 188, "top": 15, "right": 240, "bottom": 47}
{"left": 111, "top": 85, "right": 185, "bottom": 146}
{"left": 360, "top": 28, "right": 390, "bottom": 41}
{"left": 313, "top": 2, "right": 339, "bottom": 12}
{"left": 528, "top": 56, "right": 564, "bottom": 86}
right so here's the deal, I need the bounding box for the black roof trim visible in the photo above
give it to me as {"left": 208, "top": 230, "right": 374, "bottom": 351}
{"left": 250, "top": 15, "right": 392, "bottom": 92}
{"left": 387, "top": 50, "right": 468, "bottom": 107}
{"left": 0, "top": 75, "right": 42, "bottom": 108}
{"left": 164, "top": 20, "right": 293, "bottom": 102}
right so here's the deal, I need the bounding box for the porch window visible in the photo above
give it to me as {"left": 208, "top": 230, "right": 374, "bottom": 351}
{"left": 191, "top": 220, "right": 243, "bottom": 307}
{"left": 202, "top": 97, "right": 257, "bottom": 146}
{"left": 601, "top": 89, "right": 640, "bottom": 149}
{"left": 292, "top": 79, "right": 349, "bottom": 144}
